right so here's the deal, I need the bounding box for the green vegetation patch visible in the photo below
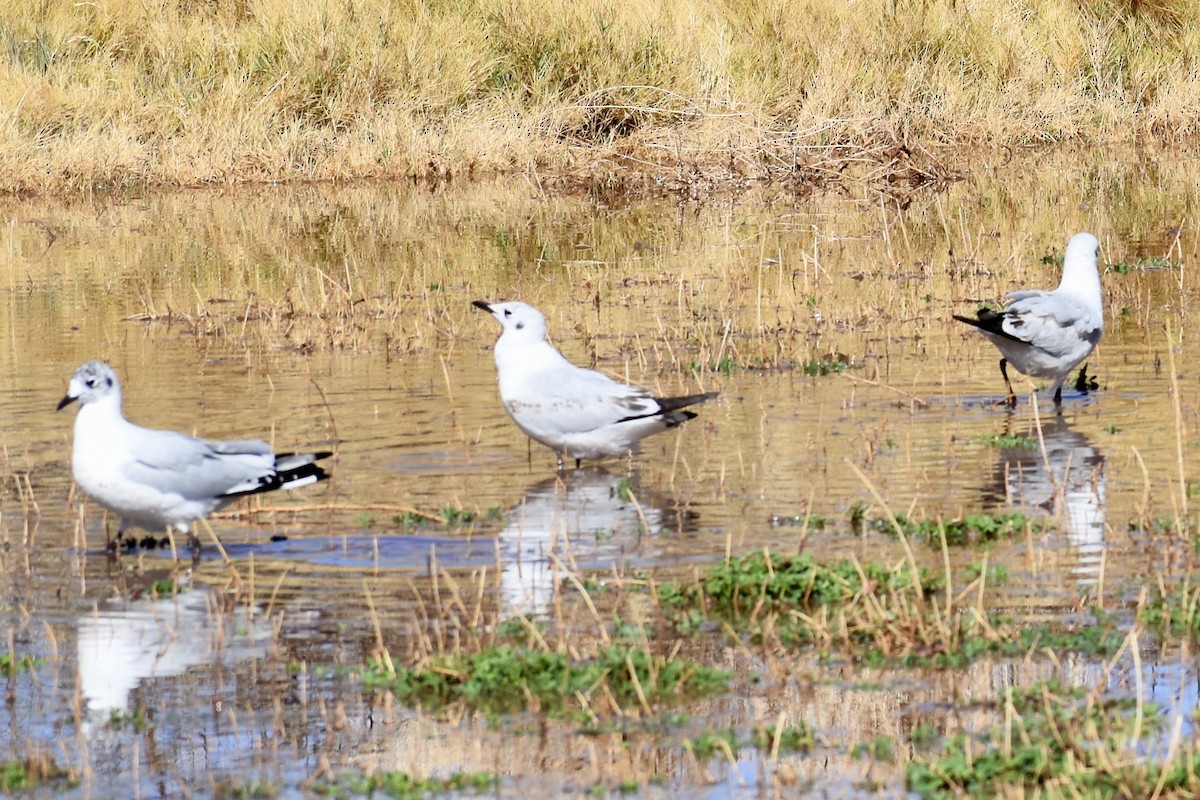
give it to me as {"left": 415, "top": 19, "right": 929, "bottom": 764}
{"left": 0, "top": 652, "right": 42, "bottom": 673}
{"left": 802, "top": 356, "right": 858, "bottom": 377}
{"left": 386, "top": 506, "right": 504, "bottom": 530}
{"left": 654, "top": 550, "right": 1123, "bottom": 669}
{"left": 972, "top": 433, "right": 1037, "bottom": 449}
{"left": 0, "top": 756, "right": 74, "bottom": 793}
{"left": 108, "top": 707, "right": 150, "bottom": 732}
{"left": 312, "top": 770, "right": 496, "bottom": 798}
{"left": 906, "top": 680, "right": 1191, "bottom": 799}
{"left": 686, "top": 550, "right": 937, "bottom": 612}
{"left": 685, "top": 357, "right": 737, "bottom": 375}
{"left": 1139, "top": 581, "right": 1200, "bottom": 639}
{"left": 684, "top": 722, "right": 815, "bottom": 761}
{"left": 363, "top": 642, "right": 728, "bottom": 717}
{"left": 1107, "top": 255, "right": 1179, "bottom": 274}
{"left": 148, "top": 578, "right": 180, "bottom": 597}
{"left": 851, "top": 505, "right": 1040, "bottom": 545}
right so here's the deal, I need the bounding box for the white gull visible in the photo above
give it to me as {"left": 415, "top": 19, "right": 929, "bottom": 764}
{"left": 58, "top": 360, "right": 330, "bottom": 551}
{"left": 473, "top": 300, "right": 717, "bottom": 469}
{"left": 954, "top": 232, "right": 1103, "bottom": 405}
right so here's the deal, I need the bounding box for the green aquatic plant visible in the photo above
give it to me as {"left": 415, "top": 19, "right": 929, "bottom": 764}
{"left": 684, "top": 729, "right": 739, "bottom": 761}
{"left": 312, "top": 770, "right": 496, "bottom": 798}
{"left": 1138, "top": 581, "right": 1200, "bottom": 638}
{"left": 0, "top": 756, "right": 73, "bottom": 793}
{"left": 751, "top": 722, "right": 816, "bottom": 753}
{"left": 802, "top": 357, "right": 856, "bottom": 376}
{"left": 694, "top": 550, "right": 936, "bottom": 611}
{"left": 0, "top": 652, "right": 42, "bottom": 673}
{"left": 655, "top": 549, "right": 1124, "bottom": 669}
{"left": 851, "top": 736, "right": 895, "bottom": 763}
{"left": 905, "top": 680, "right": 1185, "bottom": 799}
{"left": 684, "top": 721, "right": 815, "bottom": 762}
{"left": 148, "top": 578, "right": 179, "bottom": 597}
{"left": 685, "top": 357, "right": 736, "bottom": 375}
{"left": 611, "top": 479, "right": 635, "bottom": 502}
{"left": 862, "top": 510, "right": 1039, "bottom": 546}
{"left": 363, "top": 643, "right": 728, "bottom": 716}
{"left": 210, "top": 779, "right": 278, "bottom": 799}
{"left": 394, "top": 506, "right": 504, "bottom": 529}
{"left": 963, "top": 560, "right": 1007, "bottom": 583}
{"left": 769, "top": 513, "right": 828, "bottom": 529}
{"left": 1128, "top": 517, "right": 1200, "bottom": 536}
{"left": 972, "top": 433, "right": 1037, "bottom": 449}
{"left": 108, "top": 707, "right": 149, "bottom": 733}
{"left": 1107, "top": 255, "right": 1179, "bottom": 273}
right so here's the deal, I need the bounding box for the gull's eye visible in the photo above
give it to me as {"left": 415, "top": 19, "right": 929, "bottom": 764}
{"left": 503, "top": 309, "right": 512, "bottom": 318}
{"left": 85, "top": 378, "right": 96, "bottom": 388}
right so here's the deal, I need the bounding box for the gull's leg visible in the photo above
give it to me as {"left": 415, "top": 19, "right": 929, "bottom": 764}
{"left": 1053, "top": 383, "right": 1063, "bottom": 405}
{"left": 999, "top": 359, "right": 1016, "bottom": 406}
{"left": 108, "top": 519, "right": 127, "bottom": 553}
{"left": 556, "top": 452, "right": 565, "bottom": 472}
{"left": 186, "top": 526, "right": 201, "bottom": 554}
{"left": 575, "top": 457, "right": 582, "bottom": 469}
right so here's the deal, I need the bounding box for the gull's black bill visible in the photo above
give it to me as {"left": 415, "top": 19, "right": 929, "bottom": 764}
{"left": 471, "top": 300, "right": 493, "bottom": 312}
{"left": 56, "top": 394, "right": 77, "bottom": 411}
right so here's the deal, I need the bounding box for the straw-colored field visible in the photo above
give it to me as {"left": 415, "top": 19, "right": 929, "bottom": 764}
{"left": 3, "top": 0, "right": 1200, "bottom": 193}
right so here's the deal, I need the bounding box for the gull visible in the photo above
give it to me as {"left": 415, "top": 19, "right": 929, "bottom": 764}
{"left": 58, "top": 360, "right": 331, "bottom": 552}
{"left": 953, "top": 232, "right": 1103, "bottom": 405}
{"left": 473, "top": 300, "right": 717, "bottom": 469}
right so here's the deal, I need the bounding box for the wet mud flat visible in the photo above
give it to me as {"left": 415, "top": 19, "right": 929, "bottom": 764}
{"left": 1, "top": 151, "right": 1199, "bottom": 796}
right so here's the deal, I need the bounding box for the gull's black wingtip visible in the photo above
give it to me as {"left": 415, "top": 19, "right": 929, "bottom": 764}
{"left": 953, "top": 309, "right": 1007, "bottom": 335}
{"left": 656, "top": 392, "right": 719, "bottom": 414}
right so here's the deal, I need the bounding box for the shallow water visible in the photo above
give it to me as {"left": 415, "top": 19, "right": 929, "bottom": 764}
{"left": 3, "top": 150, "right": 1200, "bottom": 796}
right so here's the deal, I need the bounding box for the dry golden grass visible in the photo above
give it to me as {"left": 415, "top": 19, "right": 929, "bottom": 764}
{"left": 2, "top": 0, "right": 1200, "bottom": 194}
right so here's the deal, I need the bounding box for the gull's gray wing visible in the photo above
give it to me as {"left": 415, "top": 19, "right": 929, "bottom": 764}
{"left": 118, "top": 428, "right": 275, "bottom": 500}
{"left": 509, "top": 365, "right": 664, "bottom": 432}
{"left": 999, "top": 291, "right": 1102, "bottom": 356}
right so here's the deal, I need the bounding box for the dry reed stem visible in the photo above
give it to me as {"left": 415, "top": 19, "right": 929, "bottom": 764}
{"left": 213, "top": 503, "right": 444, "bottom": 523}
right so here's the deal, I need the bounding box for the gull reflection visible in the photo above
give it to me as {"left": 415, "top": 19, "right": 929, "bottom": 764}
{"left": 77, "top": 589, "right": 273, "bottom": 716}
{"left": 981, "top": 413, "right": 1106, "bottom": 583}
{"left": 498, "top": 468, "right": 693, "bottom": 615}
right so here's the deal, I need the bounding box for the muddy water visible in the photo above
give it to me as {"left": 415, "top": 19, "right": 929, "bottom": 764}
{"left": 1, "top": 151, "right": 1199, "bottom": 797}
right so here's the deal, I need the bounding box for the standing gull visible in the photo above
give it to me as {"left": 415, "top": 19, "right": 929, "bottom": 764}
{"left": 58, "top": 360, "right": 331, "bottom": 551}
{"left": 953, "top": 232, "right": 1103, "bottom": 405}
{"left": 473, "top": 301, "right": 717, "bottom": 469}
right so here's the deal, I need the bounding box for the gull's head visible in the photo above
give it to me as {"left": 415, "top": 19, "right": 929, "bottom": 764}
{"left": 471, "top": 300, "right": 548, "bottom": 343}
{"left": 57, "top": 360, "right": 121, "bottom": 411}
{"left": 1062, "top": 232, "right": 1101, "bottom": 278}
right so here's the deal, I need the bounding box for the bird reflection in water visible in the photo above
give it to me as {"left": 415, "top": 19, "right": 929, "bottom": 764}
{"left": 77, "top": 589, "right": 273, "bottom": 718}
{"left": 980, "top": 412, "right": 1106, "bottom": 584}
{"left": 498, "top": 468, "right": 696, "bottom": 615}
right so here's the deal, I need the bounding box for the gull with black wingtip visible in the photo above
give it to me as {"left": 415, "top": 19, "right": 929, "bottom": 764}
{"left": 473, "top": 300, "right": 717, "bottom": 470}
{"left": 954, "top": 232, "right": 1104, "bottom": 406}
{"left": 58, "top": 360, "right": 331, "bottom": 552}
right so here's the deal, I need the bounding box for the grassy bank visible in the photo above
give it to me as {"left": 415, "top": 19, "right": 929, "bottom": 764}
{"left": 2, "top": 0, "right": 1199, "bottom": 195}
